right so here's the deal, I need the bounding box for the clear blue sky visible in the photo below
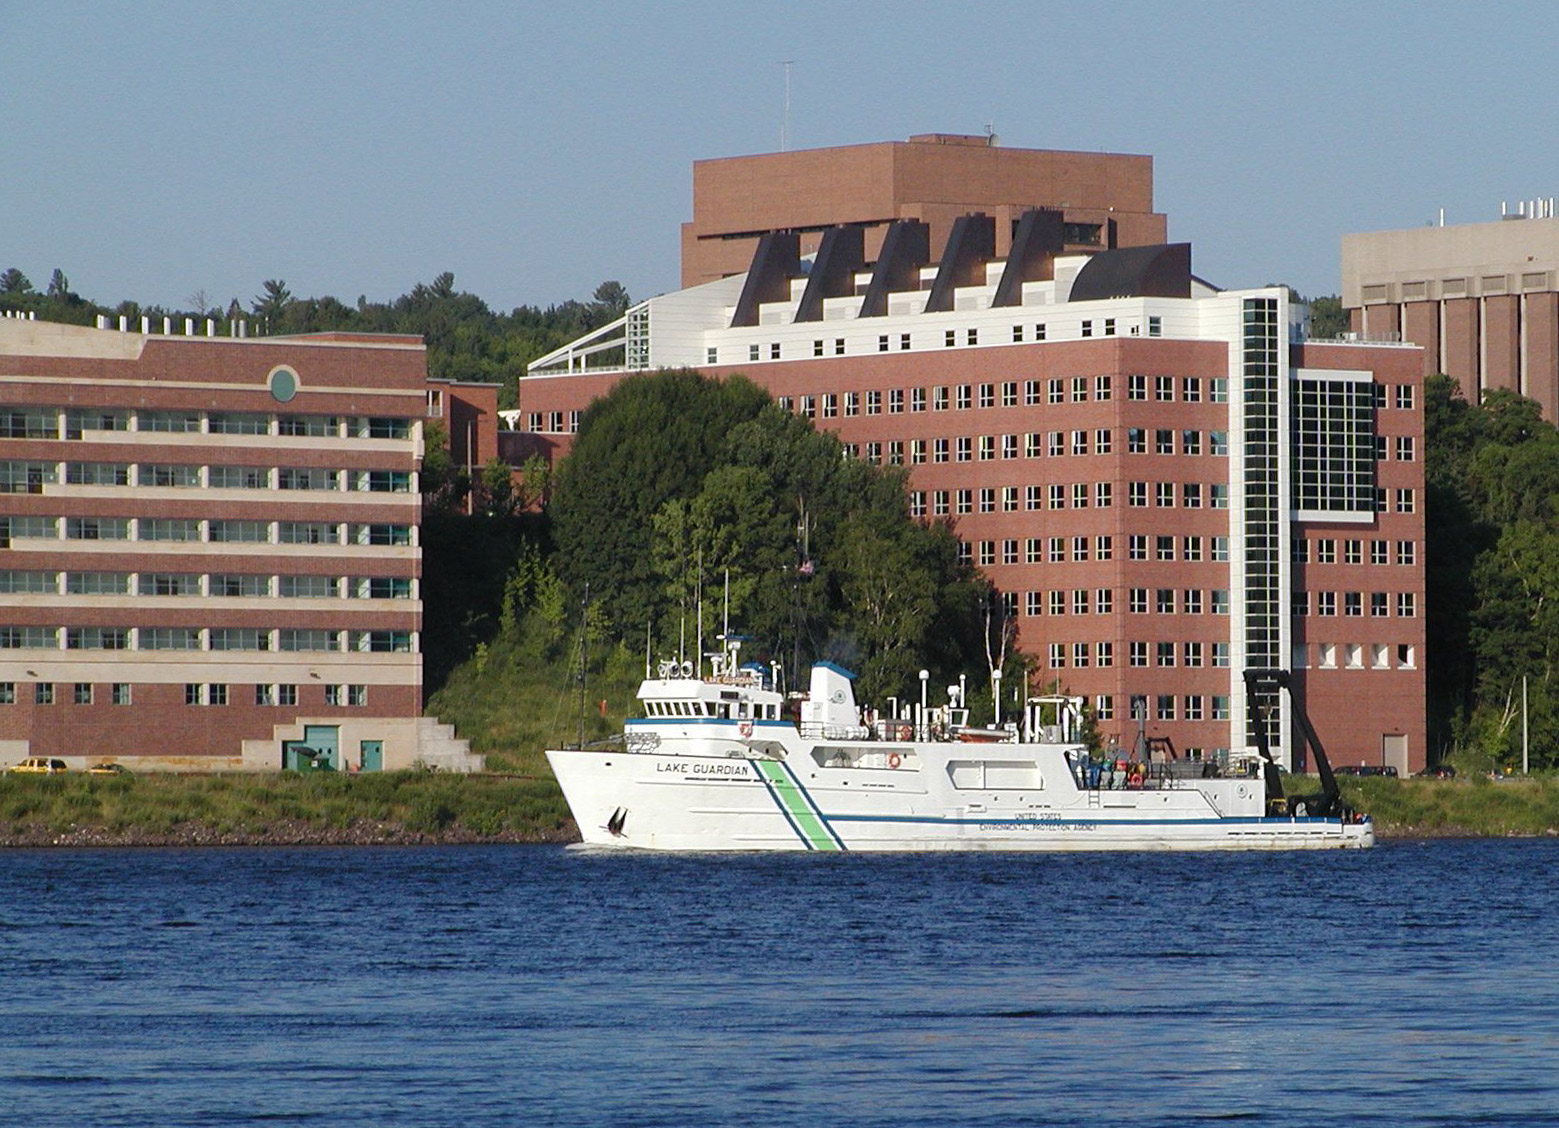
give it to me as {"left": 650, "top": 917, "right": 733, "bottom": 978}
{"left": 4, "top": 1, "right": 1555, "bottom": 314}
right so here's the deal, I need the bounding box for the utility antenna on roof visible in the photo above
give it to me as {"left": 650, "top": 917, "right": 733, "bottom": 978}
{"left": 780, "top": 60, "right": 794, "bottom": 151}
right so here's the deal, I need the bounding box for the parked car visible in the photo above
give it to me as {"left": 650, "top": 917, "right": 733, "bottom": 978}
{"left": 87, "top": 763, "right": 132, "bottom": 776}
{"left": 8, "top": 757, "right": 69, "bottom": 774}
{"left": 1334, "top": 764, "right": 1399, "bottom": 778}
{"left": 1415, "top": 764, "right": 1456, "bottom": 779}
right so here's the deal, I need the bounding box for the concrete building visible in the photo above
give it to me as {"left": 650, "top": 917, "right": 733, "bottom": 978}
{"left": 520, "top": 213, "right": 1427, "bottom": 774}
{"left": 682, "top": 133, "right": 1167, "bottom": 289}
{"left": 1344, "top": 204, "right": 1559, "bottom": 419}
{"left": 1, "top": 315, "right": 477, "bottom": 772}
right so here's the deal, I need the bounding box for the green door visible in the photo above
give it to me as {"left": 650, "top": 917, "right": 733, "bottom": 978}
{"left": 359, "top": 740, "right": 384, "bottom": 772}
{"left": 304, "top": 725, "right": 340, "bottom": 771}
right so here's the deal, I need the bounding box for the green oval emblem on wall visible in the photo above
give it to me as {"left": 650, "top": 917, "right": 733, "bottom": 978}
{"left": 268, "top": 365, "right": 299, "bottom": 403}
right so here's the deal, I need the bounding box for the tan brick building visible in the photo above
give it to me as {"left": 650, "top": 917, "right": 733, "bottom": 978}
{"left": 1344, "top": 207, "right": 1559, "bottom": 418}
{"left": 1, "top": 316, "right": 476, "bottom": 771}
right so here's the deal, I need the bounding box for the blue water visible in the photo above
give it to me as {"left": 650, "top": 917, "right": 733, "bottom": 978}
{"left": 1, "top": 841, "right": 1555, "bottom": 1127}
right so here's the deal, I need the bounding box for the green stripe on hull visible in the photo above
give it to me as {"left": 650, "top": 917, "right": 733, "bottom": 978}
{"left": 752, "top": 759, "right": 843, "bottom": 851}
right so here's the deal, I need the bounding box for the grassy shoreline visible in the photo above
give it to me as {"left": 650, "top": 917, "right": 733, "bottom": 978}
{"left": 3, "top": 770, "right": 1558, "bottom": 847}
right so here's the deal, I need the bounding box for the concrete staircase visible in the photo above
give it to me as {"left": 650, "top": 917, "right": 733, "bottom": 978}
{"left": 416, "top": 717, "right": 484, "bottom": 773}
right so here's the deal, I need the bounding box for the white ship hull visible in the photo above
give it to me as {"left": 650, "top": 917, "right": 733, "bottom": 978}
{"left": 547, "top": 744, "right": 1374, "bottom": 853}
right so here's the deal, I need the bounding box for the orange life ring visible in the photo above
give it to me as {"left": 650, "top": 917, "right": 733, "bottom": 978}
{"left": 738, "top": 720, "right": 754, "bottom": 738}
{"left": 888, "top": 752, "right": 902, "bottom": 769}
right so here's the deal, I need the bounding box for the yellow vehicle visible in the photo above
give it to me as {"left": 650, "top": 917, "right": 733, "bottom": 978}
{"left": 8, "top": 757, "right": 69, "bottom": 775}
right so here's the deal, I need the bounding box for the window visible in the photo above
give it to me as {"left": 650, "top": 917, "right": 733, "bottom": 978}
{"left": 900, "top": 334, "right": 911, "bottom": 351}
{"left": 1026, "top": 538, "right": 1042, "bottom": 564}
{"left": 1209, "top": 431, "right": 1228, "bottom": 456}
{"left": 978, "top": 436, "right": 995, "bottom": 461}
{"left": 1292, "top": 591, "right": 1310, "bottom": 617}
{"left": 1156, "top": 695, "right": 1175, "bottom": 721}
{"left": 1095, "top": 482, "right": 1112, "bottom": 508}
{"left": 889, "top": 389, "right": 904, "bottom": 414}
{"left": 1344, "top": 592, "right": 1363, "bottom": 617}
{"left": 1317, "top": 539, "right": 1336, "bottom": 564}
{"left": 1072, "top": 430, "right": 1088, "bottom": 456}
{"left": 1183, "top": 377, "right": 1200, "bottom": 402}
{"left": 1025, "top": 592, "right": 1041, "bottom": 617}
{"left": 1155, "top": 376, "right": 1174, "bottom": 402}
{"left": 1183, "top": 589, "right": 1203, "bottom": 615}
{"left": 1396, "top": 436, "right": 1415, "bottom": 462}
{"left": 1095, "top": 375, "right": 1112, "bottom": 400}
{"left": 978, "top": 384, "right": 994, "bottom": 409}
{"left": 138, "top": 410, "right": 201, "bottom": 433}
{"left": 112, "top": 683, "right": 131, "bottom": 706}
{"left": 956, "top": 490, "right": 972, "bottom": 514}
{"left": 1096, "top": 694, "right": 1114, "bottom": 720}
{"left": 933, "top": 386, "right": 948, "bottom": 412}
{"left": 0, "top": 571, "right": 55, "bottom": 594}
{"left": 909, "top": 492, "right": 926, "bottom": 519}
{"left": 359, "top": 524, "right": 412, "bottom": 546}
{"left": 1096, "top": 536, "right": 1112, "bottom": 560}
{"left": 1184, "top": 642, "right": 1203, "bottom": 668}
{"left": 1396, "top": 385, "right": 1415, "bottom": 410}
{"left": 361, "top": 470, "right": 411, "bottom": 493}
{"left": 1049, "top": 379, "right": 1064, "bottom": 405}
{"left": 1372, "top": 540, "right": 1389, "bottom": 566}
{"left": 1129, "top": 588, "right": 1147, "bottom": 614}
{"left": 1210, "top": 484, "right": 1228, "bottom": 509}
{"left": 1002, "top": 434, "right": 1018, "bottom": 460}
{"left": 979, "top": 543, "right": 996, "bottom": 567}
{"left": 1398, "top": 592, "right": 1417, "bottom": 617}
{"left": 1103, "top": 319, "right": 1116, "bottom": 337}
{"left": 65, "top": 572, "right": 130, "bottom": 595}
{"left": 1209, "top": 379, "right": 1228, "bottom": 403}
{"left": 1094, "top": 428, "right": 1112, "bottom": 455}
{"left": 933, "top": 491, "right": 949, "bottom": 516}
{"left": 1049, "top": 484, "right": 1065, "bottom": 509}
{"left": 210, "top": 465, "right": 269, "bottom": 489}
{"left": 1184, "top": 696, "right": 1203, "bottom": 722}
{"left": 1371, "top": 592, "right": 1389, "bottom": 617}
{"left": 1211, "top": 590, "right": 1229, "bottom": 615}
{"left": 211, "top": 628, "right": 269, "bottom": 652}
{"left": 956, "top": 385, "right": 971, "bottom": 410}
{"left": 955, "top": 437, "right": 972, "bottom": 463}
{"left": 36, "top": 683, "right": 55, "bottom": 705}
{"left": 1155, "top": 482, "right": 1175, "bottom": 508}
{"left": 821, "top": 394, "right": 838, "bottom": 419}
{"left": 1345, "top": 540, "right": 1362, "bottom": 565}
{"left": 65, "top": 628, "right": 128, "bottom": 651}
{"left": 910, "top": 440, "right": 927, "bottom": 466}
{"left": 911, "top": 387, "right": 926, "bottom": 412}
{"left": 1129, "top": 535, "right": 1148, "bottom": 561}
{"left": 1396, "top": 489, "right": 1416, "bottom": 513}
{"left": 1213, "top": 644, "right": 1229, "bottom": 669}
{"left": 1024, "top": 380, "right": 1041, "bottom": 406}
{"left": 1156, "top": 536, "right": 1175, "bottom": 562}
{"left": 142, "top": 628, "right": 201, "bottom": 650}
{"left": 1072, "top": 642, "right": 1090, "bottom": 668}
{"left": 1181, "top": 430, "right": 1201, "bottom": 456}
{"left": 0, "top": 462, "right": 59, "bottom": 494}
{"left": 1073, "top": 589, "right": 1089, "bottom": 615}
{"left": 74, "top": 683, "right": 93, "bottom": 705}
{"left": 770, "top": 343, "right": 782, "bottom": 360}
{"left": 966, "top": 329, "right": 978, "bottom": 347}
{"left": 1002, "top": 486, "right": 1018, "bottom": 512}
{"left": 1072, "top": 377, "right": 1088, "bottom": 403}
{"left": 1048, "top": 432, "right": 1064, "bottom": 457}
{"left": 356, "top": 631, "right": 412, "bottom": 653}
{"left": 1049, "top": 591, "right": 1065, "bottom": 616}
{"left": 1073, "top": 537, "right": 1089, "bottom": 562}
{"left": 1049, "top": 537, "right": 1066, "bottom": 563}
{"left": 209, "top": 520, "right": 268, "bottom": 544}
{"left": 1156, "top": 589, "right": 1175, "bottom": 615}
{"left": 63, "top": 409, "right": 129, "bottom": 437}
{"left": 1081, "top": 320, "right": 1093, "bottom": 338}
{"left": 1128, "top": 482, "right": 1147, "bottom": 507}
{"left": 1129, "top": 642, "right": 1148, "bottom": 667}
{"left": 138, "top": 464, "right": 202, "bottom": 488}
{"left": 211, "top": 574, "right": 270, "bottom": 598}
{"left": 255, "top": 684, "right": 275, "bottom": 707}
{"left": 1211, "top": 537, "right": 1229, "bottom": 562}
{"left": 279, "top": 468, "right": 338, "bottom": 491}
{"left": 933, "top": 438, "right": 949, "bottom": 464}
{"left": 1096, "top": 589, "right": 1113, "bottom": 614}
{"left": 1184, "top": 536, "right": 1203, "bottom": 562}
{"left": 1003, "top": 540, "right": 1019, "bottom": 566}
{"left": 208, "top": 412, "right": 270, "bottom": 435}
{"left": 66, "top": 517, "right": 130, "bottom": 541}
{"left": 1128, "top": 428, "right": 1147, "bottom": 454}
{"left": 1128, "top": 375, "right": 1147, "bottom": 401}
{"left": 65, "top": 461, "right": 130, "bottom": 486}
{"left": 1002, "top": 382, "right": 1018, "bottom": 408}
{"left": 1318, "top": 591, "right": 1337, "bottom": 616}
{"left": 1097, "top": 643, "right": 1113, "bottom": 668}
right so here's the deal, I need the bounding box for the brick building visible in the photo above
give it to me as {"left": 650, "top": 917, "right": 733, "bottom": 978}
{"left": 682, "top": 133, "right": 1167, "bottom": 289}
{"left": 1344, "top": 205, "right": 1559, "bottom": 419}
{"left": 1, "top": 315, "right": 476, "bottom": 771}
{"left": 520, "top": 212, "right": 1427, "bottom": 773}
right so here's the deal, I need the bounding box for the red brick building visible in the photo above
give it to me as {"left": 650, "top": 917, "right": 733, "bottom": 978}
{"left": 521, "top": 210, "right": 1427, "bottom": 772}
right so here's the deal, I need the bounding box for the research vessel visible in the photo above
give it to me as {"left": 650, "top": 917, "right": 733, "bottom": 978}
{"left": 546, "top": 644, "right": 1373, "bottom": 852}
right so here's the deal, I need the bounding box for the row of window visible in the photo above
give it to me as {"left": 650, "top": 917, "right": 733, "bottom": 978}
{"left": 1298, "top": 642, "right": 1417, "bottom": 670}
{"left": 848, "top": 427, "right": 1233, "bottom": 466}
{"left": 1293, "top": 591, "right": 1419, "bottom": 617}
{"left": 1016, "top": 589, "right": 1233, "bottom": 616}
{"left": 1297, "top": 538, "right": 1418, "bottom": 566}
{"left": 0, "top": 518, "right": 412, "bottom": 547}
{"left": 0, "top": 682, "right": 370, "bottom": 707}
{"left": 0, "top": 571, "right": 414, "bottom": 599}
{"left": 1034, "top": 639, "right": 1417, "bottom": 673}
{"left": 914, "top": 481, "right": 1232, "bottom": 516}
{"left": 0, "top": 408, "right": 414, "bottom": 441}
{"left": 1, "top": 460, "right": 412, "bottom": 494}
{"left": 732, "top": 317, "right": 1169, "bottom": 366}
{"left": 0, "top": 628, "right": 415, "bottom": 653}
